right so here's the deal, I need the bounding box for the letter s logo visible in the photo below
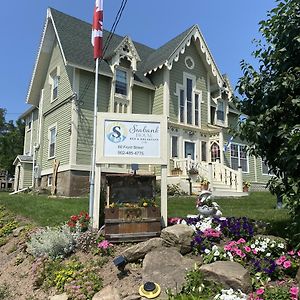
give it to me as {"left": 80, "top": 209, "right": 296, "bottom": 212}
{"left": 112, "top": 126, "right": 121, "bottom": 138}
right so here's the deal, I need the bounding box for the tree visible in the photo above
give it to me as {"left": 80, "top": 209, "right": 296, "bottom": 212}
{"left": 235, "top": 0, "right": 300, "bottom": 221}
{"left": 0, "top": 108, "right": 25, "bottom": 176}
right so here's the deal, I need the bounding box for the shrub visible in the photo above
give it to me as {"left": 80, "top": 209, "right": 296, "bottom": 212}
{"left": 27, "top": 225, "right": 77, "bottom": 259}
{"left": 168, "top": 184, "right": 186, "bottom": 196}
{"left": 75, "top": 228, "right": 99, "bottom": 253}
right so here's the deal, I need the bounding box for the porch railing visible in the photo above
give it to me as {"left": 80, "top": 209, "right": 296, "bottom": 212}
{"left": 171, "top": 158, "right": 243, "bottom": 192}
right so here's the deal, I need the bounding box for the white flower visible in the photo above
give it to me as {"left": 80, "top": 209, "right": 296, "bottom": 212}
{"left": 204, "top": 248, "right": 211, "bottom": 254}
{"left": 214, "top": 250, "right": 220, "bottom": 256}
{"left": 181, "top": 219, "right": 187, "bottom": 225}
{"left": 266, "top": 252, "right": 271, "bottom": 257}
{"left": 278, "top": 243, "right": 285, "bottom": 249}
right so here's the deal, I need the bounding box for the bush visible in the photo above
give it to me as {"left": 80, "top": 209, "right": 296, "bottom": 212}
{"left": 168, "top": 184, "right": 187, "bottom": 196}
{"left": 27, "top": 225, "right": 77, "bottom": 259}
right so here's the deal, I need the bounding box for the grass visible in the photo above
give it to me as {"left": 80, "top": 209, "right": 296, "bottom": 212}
{"left": 0, "top": 191, "right": 290, "bottom": 237}
{"left": 0, "top": 192, "right": 88, "bottom": 226}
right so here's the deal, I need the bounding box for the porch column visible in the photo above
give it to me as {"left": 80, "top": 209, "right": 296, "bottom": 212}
{"left": 208, "top": 163, "right": 213, "bottom": 189}
{"left": 237, "top": 166, "right": 243, "bottom": 192}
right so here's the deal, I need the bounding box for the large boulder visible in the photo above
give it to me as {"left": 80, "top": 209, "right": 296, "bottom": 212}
{"left": 160, "top": 224, "right": 194, "bottom": 254}
{"left": 92, "top": 285, "right": 121, "bottom": 300}
{"left": 142, "top": 247, "right": 195, "bottom": 299}
{"left": 200, "top": 261, "right": 252, "bottom": 293}
{"left": 121, "top": 238, "right": 164, "bottom": 262}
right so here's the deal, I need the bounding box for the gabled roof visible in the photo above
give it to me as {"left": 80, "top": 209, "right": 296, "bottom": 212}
{"left": 27, "top": 8, "right": 226, "bottom": 105}
{"left": 13, "top": 155, "right": 33, "bottom": 165}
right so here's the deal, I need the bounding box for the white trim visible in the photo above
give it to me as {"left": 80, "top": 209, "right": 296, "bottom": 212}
{"left": 48, "top": 123, "right": 57, "bottom": 159}
{"left": 163, "top": 67, "right": 170, "bottom": 116}
{"left": 207, "top": 73, "right": 211, "bottom": 124}
{"left": 145, "top": 25, "right": 224, "bottom": 88}
{"left": 48, "top": 9, "right": 67, "bottom": 65}
{"left": 69, "top": 68, "right": 79, "bottom": 165}
{"left": 67, "top": 62, "right": 113, "bottom": 78}
{"left": 185, "top": 56, "right": 195, "bottom": 70}
{"left": 47, "top": 174, "right": 53, "bottom": 187}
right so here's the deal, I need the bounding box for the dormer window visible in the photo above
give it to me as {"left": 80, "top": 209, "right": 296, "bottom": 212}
{"left": 115, "top": 68, "right": 128, "bottom": 96}
{"left": 217, "top": 100, "right": 225, "bottom": 121}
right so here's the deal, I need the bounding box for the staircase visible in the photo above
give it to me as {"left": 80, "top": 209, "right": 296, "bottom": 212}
{"left": 170, "top": 158, "right": 248, "bottom": 197}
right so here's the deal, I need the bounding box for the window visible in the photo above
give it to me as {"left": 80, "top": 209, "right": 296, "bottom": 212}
{"left": 26, "top": 116, "right": 32, "bottom": 131}
{"left": 179, "top": 89, "right": 184, "bottom": 123}
{"left": 262, "top": 160, "right": 274, "bottom": 175}
{"left": 186, "top": 78, "right": 193, "bottom": 124}
{"left": 48, "top": 175, "right": 53, "bottom": 186}
{"left": 230, "top": 144, "right": 248, "bottom": 172}
{"left": 217, "top": 100, "right": 225, "bottom": 121}
{"left": 171, "top": 136, "right": 178, "bottom": 157}
{"left": 211, "top": 142, "right": 220, "bottom": 162}
{"left": 201, "top": 141, "right": 207, "bottom": 161}
{"left": 177, "top": 74, "right": 201, "bottom": 126}
{"left": 50, "top": 69, "right": 59, "bottom": 102}
{"left": 115, "top": 69, "right": 127, "bottom": 96}
{"left": 48, "top": 126, "right": 56, "bottom": 158}
{"left": 184, "top": 142, "right": 195, "bottom": 160}
{"left": 195, "top": 94, "right": 200, "bottom": 126}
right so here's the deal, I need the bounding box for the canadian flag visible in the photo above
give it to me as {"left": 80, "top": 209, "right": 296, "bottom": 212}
{"left": 92, "top": 0, "right": 103, "bottom": 59}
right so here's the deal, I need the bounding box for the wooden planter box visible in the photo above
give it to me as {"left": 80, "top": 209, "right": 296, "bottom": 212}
{"left": 104, "top": 207, "right": 161, "bottom": 242}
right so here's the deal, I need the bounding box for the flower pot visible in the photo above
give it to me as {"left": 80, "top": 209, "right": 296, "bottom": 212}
{"left": 171, "top": 169, "right": 182, "bottom": 176}
{"left": 243, "top": 186, "right": 249, "bottom": 192}
{"left": 197, "top": 205, "right": 216, "bottom": 216}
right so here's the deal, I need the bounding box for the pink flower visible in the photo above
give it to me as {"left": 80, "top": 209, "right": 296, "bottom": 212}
{"left": 252, "top": 249, "right": 258, "bottom": 255}
{"left": 224, "top": 245, "right": 231, "bottom": 251}
{"left": 290, "top": 286, "right": 299, "bottom": 297}
{"left": 244, "top": 246, "right": 251, "bottom": 253}
{"left": 256, "top": 288, "right": 264, "bottom": 295}
{"left": 98, "top": 240, "right": 112, "bottom": 249}
{"left": 279, "top": 255, "right": 286, "bottom": 262}
{"left": 235, "top": 249, "right": 243, "bottom": 256}
{"left": 288, "top": 250, "right": 295, "bottom": 256}
{"left": 297, "top": 250, "right": 300, "bottom": 257}
{"left": 275, "top": 259, "right": 282, "bottom": 265}
{"left": 283, "top": 260, "right": 292, "bottom": 269}
{"left": 236, "top": 238, "right": 246, "bottom": 244}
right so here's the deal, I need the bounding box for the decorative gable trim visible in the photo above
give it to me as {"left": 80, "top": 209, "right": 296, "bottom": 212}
{"left": 26, "top": 8, "right": 67, "bottom": 105}
{"left": 145, "top": 25, "right": 223, "bottom": 88}
{"left": 110, "top": 36, "right": 141, "bottom": 71}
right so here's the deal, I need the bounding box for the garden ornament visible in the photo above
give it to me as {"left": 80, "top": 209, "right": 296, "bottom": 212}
{"left": 196, "top": 190, "right": 222, "bottom": 217}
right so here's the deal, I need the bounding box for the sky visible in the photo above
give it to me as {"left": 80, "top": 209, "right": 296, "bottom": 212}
{"left": 0, "top": 0, "right": 277, "bottom": 122}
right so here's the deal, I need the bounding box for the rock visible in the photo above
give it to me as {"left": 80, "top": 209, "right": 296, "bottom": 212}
{"left": 92, "top": 285, "right": 121, "bottom": 300}
{"left": 160, "top": 224, "right": 194, "bottom": 254}
{"left": 122, "top": 295, "right": 141, "bottom": 300}
{"left": 122, "top": 238, "right": 164, "bottom": 262}
{"left": 13, "top": 226, "right": 25, "bottom": 237}
{"left": 296, "top": 266, "right": 300, "bottom": 283}
{"left": 49, "top": 293, "right": 68, "bottom": 300}
{"left": 142, "top": 247, "right": 195, "bottom": 299}
{"left": 200, "top": 261, "right": 252, "bottom": 293}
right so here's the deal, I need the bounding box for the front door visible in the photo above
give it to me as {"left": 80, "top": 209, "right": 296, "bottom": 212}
{"left": 184, "top": 142, "right": 195, "bottom": 160}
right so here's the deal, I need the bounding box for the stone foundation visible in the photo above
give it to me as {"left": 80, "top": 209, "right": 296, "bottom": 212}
{"left": 39, "top": 170, "right": 90, "bottom": 197}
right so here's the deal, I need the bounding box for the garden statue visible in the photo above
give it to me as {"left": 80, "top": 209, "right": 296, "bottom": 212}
{"left": 196, "top": 190, "right": 222, "bottom": 217}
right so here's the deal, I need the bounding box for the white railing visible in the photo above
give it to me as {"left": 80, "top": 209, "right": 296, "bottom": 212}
{"left": 171, "top": 158, "right": 243, "bottom": 192}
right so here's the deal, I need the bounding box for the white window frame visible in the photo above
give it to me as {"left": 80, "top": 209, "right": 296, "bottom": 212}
{"left": 230, "top": 143, "right": 249, "bottom": 173}
{"left": 48, "top": 123, "right": 57, "bottom": 159}
{"left": 183, "top": 140, "right": 196, "bottom": 160}
{"left": 47, "top": 174, "right": 53, "bottom": 187}
{"left": 26, "top": 115, "right": 32, "bottom": 132}
{"left": 175, "top": 72, "right": 201, "bottom": 127}
{"left": 49, "top": 67, "right": 60, "bottom": 103}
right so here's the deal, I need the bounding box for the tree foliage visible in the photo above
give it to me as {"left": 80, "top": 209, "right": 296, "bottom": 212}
{"left": 235, "top": 0, "right": 300, "bottom": 219}
{"left": 0, "top": 108, "right": 25, "bottom": 176}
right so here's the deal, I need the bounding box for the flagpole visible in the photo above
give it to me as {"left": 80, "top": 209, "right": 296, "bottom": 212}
{"left": 89, "top": 57, "right": 99, "bottom": 220}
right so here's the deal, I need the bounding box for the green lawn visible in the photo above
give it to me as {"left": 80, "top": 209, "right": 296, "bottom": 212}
{"left": 0, "top": 192, "right": 88, "bottom": 226}
{"left": 0, "top": 191, "right": 290, "bottom": 237}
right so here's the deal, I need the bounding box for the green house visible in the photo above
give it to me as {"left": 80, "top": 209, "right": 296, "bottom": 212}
{"left": 14, "top": 8, "right": 272, "bottom": 196}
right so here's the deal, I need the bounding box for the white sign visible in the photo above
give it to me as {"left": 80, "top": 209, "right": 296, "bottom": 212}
{"left": 97, "top": 113, "right": 167, "bottom": 165}
{"left": 104, "top": 120, "right": 160, "bottom": 158}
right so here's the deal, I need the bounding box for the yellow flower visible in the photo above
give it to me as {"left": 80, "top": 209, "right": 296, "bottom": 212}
{"left": 143, "top": 202, "right": 148, "bottom": 207}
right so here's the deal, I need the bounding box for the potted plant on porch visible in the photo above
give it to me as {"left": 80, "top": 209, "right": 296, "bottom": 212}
{"left": 199, "top": 177, "right": 210, "bottom": 190}
{"left": 243, "top": 181, "right": 251, "bottom": 192}
{"left": 171, "top": 166, "right": 183, "bottom": 176}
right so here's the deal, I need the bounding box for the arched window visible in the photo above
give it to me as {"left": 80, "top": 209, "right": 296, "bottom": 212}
{"left": 211, "top": 142, "right": 220, "bottom": 162}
